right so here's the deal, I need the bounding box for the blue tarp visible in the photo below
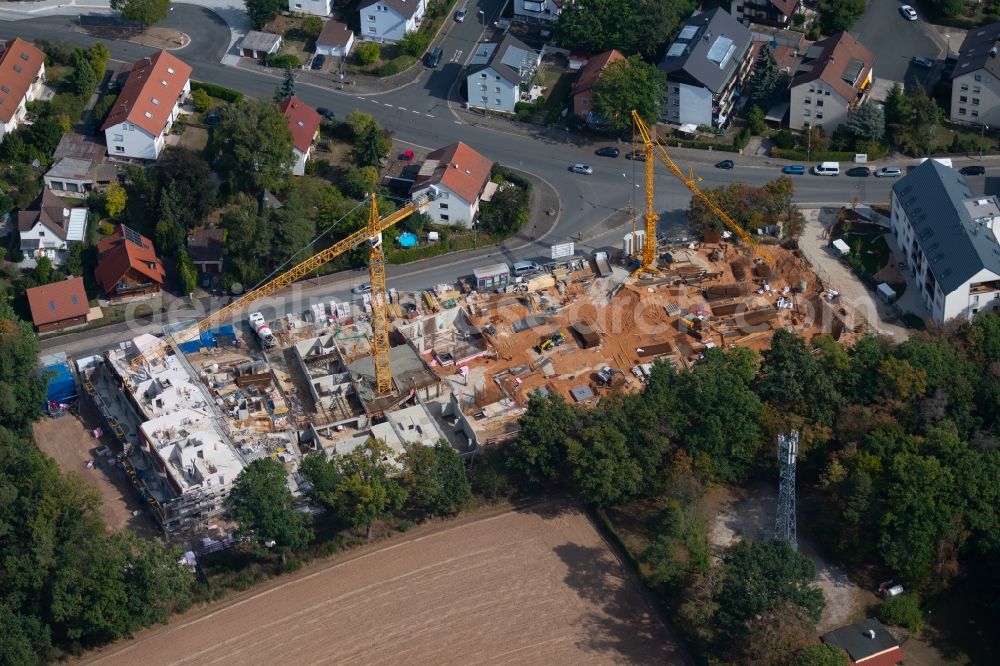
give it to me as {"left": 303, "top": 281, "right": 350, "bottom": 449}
{"left": 43, "top": 363, "right": 76, "bottom": 406}
{"left": 178, "top": 325, "right": 236, "bottom": 355}
{"left": 178, "top": 340, "right": 202, "bottom": 354}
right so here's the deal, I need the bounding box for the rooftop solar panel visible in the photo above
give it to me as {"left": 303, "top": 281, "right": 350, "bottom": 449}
{"left": 123, "top": 225, "right": 144, "bottom": 247}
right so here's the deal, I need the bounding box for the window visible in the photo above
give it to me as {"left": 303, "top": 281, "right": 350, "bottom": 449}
{"left": 961, "top": 96, "right": 968, "bottom": 102}
{"left": 167, "top": 67, "right": 175, "bottom": 75}
{"left": 972, "top": 110, "right": 980, "bottom": 117}
{"left": 495, "top": 75, "right": 501, "bottom": 81}
{"left": 824, "top": 90, "right": 830, "bottom": 95}
{"left": 115, "top": 146, "right": 125, "bottom": 153}
{"left": 817, "top": 100, "right": 823, "bottom": 107}
{"left": 673, "top": 87, "right": 679, "bottom": 94}
{"left": 804, "top": 97, "right": 811, "bottom": 104}
{"left": 152, "top": 97, "right": 160, "bottom": 105}
{"left": 440, "top": 214, "right": 449, "bottom": 221}
{"left": 973, "top": 98, "right": 980, "bottom": 105}
{"left": 803, "top": 109, "right": 811, "bottom": 117}
{"left": 439, "top": 203, "right": 448, "bottom": 209}
{"left": 368, "top": 26, "right": 376, "bottom": 33}
{"left": 672, "top": 99, "right": 679, "bottom": 106}
{"left": 113, "top": 134, "right": 123, "bottom": 141}
{"left": 480, "top": 72, "right": 487, "bottom": 78}
{"left": 808, "top": 86, "right": 814, "bottom": 93}
{"left": 494, "top": 86, "right": 500, "bottom": 92}
{"left": 975, "top": 74, "right": 982, "bottom": 81}
{"left": 973, "top": 86, "right": 981, "bottom": 93}
{"left": 368, "top": 14, "right": 376, "bottom": 20}
{"left": 959, "top": 107, "right": 967, "bottom": 115}
{"left": 816, "top": 112, "right": 823, "bottom": 119}
{"left": 39, "top": 231, "right": 45, "bottom": 236}
{"left": 13, "top": 64, "right": 21, "bottom": 73}
{"left": 961, "top": 84, "right": 969, "bottom": 91}
{"left": 495, "top": 98, "right": 501, "bottom": 105}
{"left": 481, "top": 96, "right": 487, "bottom": 102}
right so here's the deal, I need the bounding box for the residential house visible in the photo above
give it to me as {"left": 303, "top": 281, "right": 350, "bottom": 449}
{"left": 409, "top": 141, "right": 495, "bottom": 228}
{"left": 789, "top": 32, "right": 874, "bottom": 131}
{"left": 571, "top": 49, "right": 625, "bottom": 122}
{"left": 279, "top": 96, "right": 322, "bottom": 176}
{"left": 730, "top": 0, "right": 800, "bottom": 28}
{"left": 95, "top": 224, "right": 166, "bottom": 301}
{"left": 240, "top": 31, "right": 282, "bottom": 59}
{"left": 950, "top": 20, "right": 1000, "bottom": 126}
{"left": 466, "top": 34, "right": 542, "bottom": 114}
{"left": 102, "top": 50, "right": 192, "bottom": 160}
{"left": 315, "top": 20, "right": 355, "bottom": 57}
{"left": 25, "top": 277, "right": 89, "bottom": 333}
{"left": 289, "top": 0, "right": 332, "bottom": 16}
{"left": 0, "top": 38, "right": 46, "bottom": 143}
{"left": 890, "top": 159, "right": 1000, "bottom": 324}
{"left": 821, "top": 618, "right": 905, "bottom": 666}
{"left": 17, "top": 188, "right": 88, "bottom": 263}
{"left": 359, "top": 0, "right": 426, "bottom": 43}
{"left": 44, "top": 134, "right": 118, "bottom": 195}
{"left": 658, "top": 8, "right": 754, "bottom": 128}
{"left": 514, "top": 0, "right": 563, "bottom": 23}
{"left": 187, "top": 228, "right": 225, "bottom": 274}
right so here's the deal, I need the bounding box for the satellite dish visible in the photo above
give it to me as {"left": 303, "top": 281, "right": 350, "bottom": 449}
{"left": 62, "top": 208, "right": 70, "bottom": 217}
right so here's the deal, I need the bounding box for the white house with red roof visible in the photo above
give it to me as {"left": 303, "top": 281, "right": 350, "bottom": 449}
{"left": 102, "top": 51, "right": 192, "bottom": 160}
{"left": 279, "top": 96, "right": 322, "bottom": 176}
{"left": 409, "top": 141, "right": 495, "bottom": 228}
{"left": 0, "top": 38, "right": 47, "bottom": 144}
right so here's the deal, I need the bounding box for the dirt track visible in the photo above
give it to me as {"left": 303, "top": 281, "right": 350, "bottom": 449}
{"left": 84, "top": 504, "right": 686, "bottom": 665}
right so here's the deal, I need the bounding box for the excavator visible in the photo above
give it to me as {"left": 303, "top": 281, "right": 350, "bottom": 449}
{"left": 130, "top": 191, "right": 434, "bottom": 397}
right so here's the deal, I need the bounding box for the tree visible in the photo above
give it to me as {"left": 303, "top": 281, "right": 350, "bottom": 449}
{"left": 104, "top": 182, "right": 127, "bottom": 218}
{"left": 299, "top": 452, "right": 342, "bottom": 518}
{"left": 332, "top": 439, "right": 407, "bottom": 540}
{"left": 244, "top": 0, "right": 283, "bottom": 30}
{"left": 226, "top": 458, "right": 313, "bottom": 562}
{"left": 714, "top": 539, "right": 825, "bottom": 647}
{"left": 903, "top": 84, "right": 939, "bottom": 156}
{"left": 400, "top": 441, "right": 471, "bottom": 517}
{"left": 818, "top": 0, "right": 866, "bottom": 34}
{"left": 747, "top": 105, "right": 765, "bottom": 135}
{"left": 567, "top": 419, "right": 643, "bottom": 506}
{"left": 748, "top": 45, "right": 791, "bottom": 110}
{"left": 884, "top": 82, "right": 910, "bottom": 145}
{"left": 222, "top": 193, "right": 274, "bottom": 287}
{"left": 176, "top": 248, "right": 197, "bottom": 295}
{"left": 33, "top": 256, "right": 54, "bottom": 285}
{"left": 879, "top": 593, "right": 924, "bottom": 631}
{"left": 591, "top": 56, "right": 666, "bottom": 134}
{"left": 0, "top": 304, "right": 46, "bottom": 432}
{"left": 110, "top": 0, "right": 171, "bottom": 28}
{"left": 479, "top": 182, "right": 530, "bottom": 236}
{"left": 356, "top": 41, "right": 381, "bottom": 65}
{"left": 352, "top": 121, "right": 390, "bottom": 168}
{"left": 556, "top": 0, "right": 697, "bottom": 60}
{"left": 398, "top": 30, "right": 431, "bottom": 57}
{"left": 191, "top": 88, "right": 211, "bottom": 113}
{"left": 506, "top": 393, "right": 578, "bottom": 491}
{"left": 69, "top": 56, "right": 99, "bottom": 96}
{"left": 155, "top": 148, "right": 218, "bottom": 229}
{"left": 792, "top": 643, "right": 850, "bottom": 666}
{"left": 276, "top": 67, "right": 296, "bottom": 101}
{"left": 845, "top": 101, "right": 885, "bottom": 143}
{"left": 757, "top": 329, "right": 839, "bottom": 425}
{"left": 301, "top": 15, "right": 323, "bottom": 39}
{"left": 340, "top": 165, "right": 379, "bottom": 199}
{"left": 209, "top": 98, "right": 295, "bottom": 192}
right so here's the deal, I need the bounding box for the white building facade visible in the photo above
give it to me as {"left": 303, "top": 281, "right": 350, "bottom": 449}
{"left": 465, "top": 35, "right": 541, "bottom": 114}
{"left": 514, "top": 0, "right": 562, "bottom": 23}
{"left": 359, "top": 0, "right": 425, "bottom": 43}
{"left": 0, "top": 38, "right": 47, "bottom": 143}
{"left": 289, "top": 0, "right": 332, "bottom": 16}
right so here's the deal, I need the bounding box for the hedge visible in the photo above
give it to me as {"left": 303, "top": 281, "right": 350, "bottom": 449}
{"left": 265, "top": 53, "right": 301, "bottom": 69}
{"left": 771, "top": 148, "right": 856, "bottom": 161}
{"left": 191, "top": 81, "right": 244, "bottom": 104}
{"left": 376, "top": 55, "right": 417, "bottom": 77}
{"left": 933, "top": 13, "right": 1000, "bottom": 30}
{"left": 670, "top": 139, "right": 739, "bottom": 153}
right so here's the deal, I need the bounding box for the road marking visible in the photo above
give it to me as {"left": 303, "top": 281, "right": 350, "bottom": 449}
{"left": 412, "top": 110, "right": 421, "bottom": 114}
{"left": 451, "top": 50, "right": 463, "bottom": 61}
{"left": 398, "top": 107, "right": 407, "bottom": 111}
{"left": 384, "top": 104, "right": 394, "bottom": 108}
{"left": 454, "top": 120, "right": 463, "bottom": 124}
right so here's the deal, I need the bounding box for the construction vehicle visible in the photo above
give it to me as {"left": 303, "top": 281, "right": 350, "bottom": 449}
{"left": 630, "top": 110, "right": 769, "bottom": 272}
{"left": 537, "top": 331, "right": 567, "bottom": 353}
{"left": 595, "top": 366, "right": 626, "bottom": 388}
{"left": 129, "top": 192, "right": 434, "bottom": 397}
{"left": 247, "top": 312, "right": 275, "bottom": 349}
{"left": 592, "top": 251, "right": 612, "bottom": 278}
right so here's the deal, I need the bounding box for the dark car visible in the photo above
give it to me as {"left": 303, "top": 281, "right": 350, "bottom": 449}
{"left": 715, "top": 160, "right": 735, "bottom": 170}
{"left": 311, "top": 54, "right": 326, "bottom": 70}
{"left": 960, "top": 165, "right": 986, "bottom": 176}
{"left": 912, "top": 56, "right": 934, "bottom": 69}
{"left": 316, "top": 107, "right": 335, "bottom": 120}
{"left": 595, "top": 146, "right": 620, "bottom": 158}
{"left": 847, "top": 166, "right": 871, "bottom": 177}
{"left": 424, "top": 47, "right": 443, "bottom": 68}
{"left": 625, "top": 150, "right": 646, "bottom": 161}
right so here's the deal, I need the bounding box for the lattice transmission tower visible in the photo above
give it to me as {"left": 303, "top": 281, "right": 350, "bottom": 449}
{"left": 775, "top": 431, "right": 799, "bottom": 551}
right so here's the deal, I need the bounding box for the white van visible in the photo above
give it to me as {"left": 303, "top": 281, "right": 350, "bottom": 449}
{"left": 812, "top": 162, "right": 840, "bottom": 176}
{"left": 513, "top": 260, "right": 541, "bottom": 277}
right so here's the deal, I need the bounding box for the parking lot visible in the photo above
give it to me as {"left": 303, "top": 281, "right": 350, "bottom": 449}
{"left": 852, "top": 1, "right": 951, "bottom": 83}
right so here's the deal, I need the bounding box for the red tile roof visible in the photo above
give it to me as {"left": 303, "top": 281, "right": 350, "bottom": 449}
{"left": 0, "top": 38, "right": 46, "bottom": 124}
{"left": 279, "top": 96, "right": 322, "bottom": 153}
{"left": 791, "top": 32, "right": 875, "bottom": 103}
{"left": 409, "top": 141, "right": 494, "bottom": 204}
{"left": 26, "top": 277, "right": 88, "bottom": 327}
{"left": 571, "top": 49, "right": 625, "bottom": 98}
{"left": 95, "top": 224, "right": 166, "bottom": 293}
{"left": 101, "top": 51, "right": 192, "bottom": 136}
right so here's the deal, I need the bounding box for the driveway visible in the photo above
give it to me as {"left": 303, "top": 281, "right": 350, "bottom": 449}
{"left": 851, "top": 0, "right": 945, "bottom": 83}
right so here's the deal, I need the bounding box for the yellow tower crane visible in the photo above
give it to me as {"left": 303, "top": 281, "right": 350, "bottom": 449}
{"left": 630, "top": 110, "right": 765, "bottom": 272}
{"left": 132, "top": 192, "right": 433, "bottom": 397}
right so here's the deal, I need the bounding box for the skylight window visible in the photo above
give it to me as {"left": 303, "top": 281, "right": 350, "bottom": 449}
{"left": 678, "top": 25, "right": 698, "bottom": 40}
{"left": 167, "top": 67, "right": 175, "bottom": 74}
{"left": 144, "top": 111, "right": 153, "bottom": 118}
{"left": 667, "top": 43, "right": 686, "bottom": 58}
{"left": 706, "top": 36, "right": 735, "bottom": 68}
{"left": 152, "top": 97, "right": 160, "bottom": 105}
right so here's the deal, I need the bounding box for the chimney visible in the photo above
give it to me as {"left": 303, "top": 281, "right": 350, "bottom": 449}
{"left": 866, "top": 629, "right": 876, "bottom": 639}
{"left": 991, "top": 46, "right": 997, "bottom": 57}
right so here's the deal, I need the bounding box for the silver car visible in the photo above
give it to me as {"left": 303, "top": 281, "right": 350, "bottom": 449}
{"left": 570, "top": 163, "right": 593, "bottom": 175}
{"left": 455, "top": 7, "right": 467, "bottom": 21}
{"left": 874, "top": 167, "right": 902, "bottom": 178}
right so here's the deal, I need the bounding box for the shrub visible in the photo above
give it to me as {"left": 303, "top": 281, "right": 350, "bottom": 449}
{"left": 91, "top": 92, "right": 118, "bottom": 128}
{"left": 191, "top": 81, "right": 244, "bottom": 104}
{"left": 376, "top": 55, "right": 417, "bottom": 77}
{"left": 732, "top": 127, "right": 751, "bottom": 150}
{"left": 514, "top": 101, "right": 536, "bottom": 114}
{"left": 301, "top": 15, "right": 323, "bottom": 39}
{"left": 340, "top": 165, "right": 379, "bottom": 198}
{"left": 771, "top": 148, "right": 856, "bottom": 161}
{"left": 191, "top": 88, "right": 212, "bottom": 113}
{"left": 773, "top": 130, "right": 796, "bottom": 150}
{"left": 398, "top": 30, "right": 431, "bottom": 57}
{"left": 356, "top": 42, "right": 381, "bottom": 66}
{"left": 879, "top": 594, "right": 924, "bottom": 632}
{"left": 265, "top": 53, "right": 301, "bottom": 69}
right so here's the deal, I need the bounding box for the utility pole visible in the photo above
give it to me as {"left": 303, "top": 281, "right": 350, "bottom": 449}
{"left": 981, "top": 123, "right": 989, "bottom": 160}
{"left": 805, "top": 122, "right": 811, "bottom": 163}
{"left": 775, "top": 431, "right": 799, "bottom": 551}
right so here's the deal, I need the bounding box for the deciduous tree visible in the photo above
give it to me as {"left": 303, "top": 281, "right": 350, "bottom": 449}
{"left": 110, "top": 0, "right": 171, "bottom": 28}
{"left": 506, "top": 393, "right": 578, "bottom": 491}
{"left": 332, "top": 439, "right": 407, "bottom": 540}
{"left": 400, "top": 441, "right": 471, "bottom": 516}
{"left": 591, "top": 56, "right": 666, "bottom": 134}
{"left": 845, "top": 101, "right": 885, "bottom": 143}
{"left": 818, "top": 0, "right": 866, "bottom": 34}
{"left": 104, "top": 182, "right": 127, "bottom": 218}
{"left": 209, "top": 98, "right": 295, "bottom": 192}
{"left": 226, "top": 458, "right": 313, "bottom": 562}
{"left": 244, "top": 0, "right": 283, "bottom": 30}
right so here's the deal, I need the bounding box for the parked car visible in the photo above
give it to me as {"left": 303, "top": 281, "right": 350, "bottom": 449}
{"left": 311, "top": 54, "right": 326, "bottom": 70}
{"left": 874, "top": 167, "right": 903, "bottom": 178}
{"left": 570, "top": 163, "right": 594, "bottom": 175}
{"left": 455, "top": 7, "right": 468, "bottom": 21}
{"left": 847, "top": 166, "right": 871, "bottom": 177}
{"left": 960, "top": 165, "right": 986, "bottom": 176}
{"left": 316, "top": 107, "right": 335, "bottom": 120}
{"left": 900, "top": 4, "right": 918, "bottom": 20}
{"left": 782, "top": 165, "right": 806, "bottom": 175}
{"left": 513, "top": 260, "right": 541, "bottom": 276}
{"left": 351, "top": 283, "right": 372, "bottom": 294}
{"left": 912, "top": 56, "right": 934, "bottom": 69}
{"left": 595, "top": 146, "right": 620, "bottom": 158}
{"left": 625, "top": 150, "right": 646, "bottom": 161}
{"left": 424, "top": 47, "right": 443, "bottom": 68}
{"left": 715, "top": 159, "right": 735, "bottom": 170}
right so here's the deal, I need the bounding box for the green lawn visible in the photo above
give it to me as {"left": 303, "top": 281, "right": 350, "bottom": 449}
{"left": 842, "top": 232, "right": 890, "bottom": 276}
{"left": 542, "top": 71, "right": 574, "bottom": 113}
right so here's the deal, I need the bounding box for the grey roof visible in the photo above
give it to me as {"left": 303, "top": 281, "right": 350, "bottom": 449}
{"left": 892, "top": 159, "right": 1000, "bottom": 294}
{"left": 52, "top": 133, "right": 108, "bottom": 162}
{"left": 241, "top": 31, "right": 281, "bottom": 53}
{"left": 361, "top": 0, "right": 423, "bottom": 20}
{"left": 821, "top": 618, "right": 900, "bottom": 662}
{"left": 46, "top": 157, "right": 95, "bottom": 180}
{"left": 953, "top": 20, "right": 1000, "bottom": 80}
{"left": 317, "top": 20, "right": 353, "bottom": 48}
{"left": 474, "top": 34, "right": 540, "bottom": 85}
{"left": 658, "top": 7, "right": 752, "bottom": 93}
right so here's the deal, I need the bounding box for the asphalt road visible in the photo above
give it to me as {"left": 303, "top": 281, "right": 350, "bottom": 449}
{"left": 1, "top": 4, "right": 994, "bottom": 358}
{"left": 852, "top": 0, "right": 943, "bottom": 83}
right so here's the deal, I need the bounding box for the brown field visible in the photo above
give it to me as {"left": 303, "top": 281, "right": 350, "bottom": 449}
{"left": 83, "top": 503, "right": 689, "bottom": 665}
